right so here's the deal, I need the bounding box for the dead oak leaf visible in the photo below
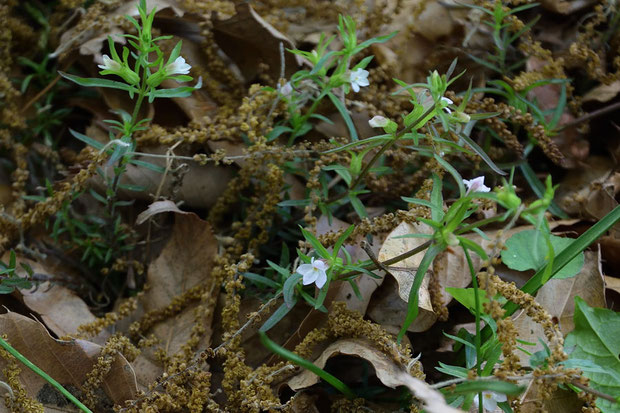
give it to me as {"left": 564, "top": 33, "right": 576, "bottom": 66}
{"left": 0, "top": 312, "right": 136, "bottom": 410}
{"left": 288, "top": 338, "right": 461, "bottom": 413}
{"left": 131, "top": 212, "right": 217, "bottom": 388}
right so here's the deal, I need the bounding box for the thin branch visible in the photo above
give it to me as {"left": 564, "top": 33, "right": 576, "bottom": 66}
{"left": 557, "top": 100, "right": 620, "bottom": 131}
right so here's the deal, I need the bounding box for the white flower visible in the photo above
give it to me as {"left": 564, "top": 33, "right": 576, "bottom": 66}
{"left": 98, "top": 55, "right": 122, "bottom": 71}
{"left": 349, "top": 68, "right": 369, "bottom": 93}
{"left": 441, "top": 96, "right": 453, "bottom": 113}
{"left": 165, "top": 56, "right": 191, "bottom": 75}
{"left": 463, "top": 176, "right": 491, "bottom": 194}
{"left": 368, "top": 115, "right": 389, "bottom": 128}
{"left": 297, "top": 257, "right": 328, "bottom": 289}
{"left": 473, "top": 391, "right": 507, "bottom": 412}
{"left": 280, "top": 82, "right": 293, "bottom": 97}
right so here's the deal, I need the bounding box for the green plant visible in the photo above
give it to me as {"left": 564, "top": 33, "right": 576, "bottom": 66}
{"left": 39, "top": 0, "right": 200, "bottom": 271}
{"left": 465, "top": 0, "right": 540, "bottom": 76}
{"left": 269, "top": 15, "right": 396, "bottom": 145}
{"left": 0, "top": 251, "right": 34, "bottom": 294}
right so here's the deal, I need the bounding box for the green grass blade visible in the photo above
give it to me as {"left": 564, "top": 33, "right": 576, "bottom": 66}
{"left": 0, "top": 336, "right": 93, "bottom": 412}
{"left": 259, "top": 332, "right": 356, "bottom": 398}
{"left": 398, "top": 244, "right": 445, "bottom": 343}
{"left": 327, "top": 92, "right": 358, "bottom": 141}
{"left": 506, "top": 204, "right": 620, "bottom": 316}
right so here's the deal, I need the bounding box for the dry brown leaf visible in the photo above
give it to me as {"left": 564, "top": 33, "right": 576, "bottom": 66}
{"left": 212, "top": 3, "right": 301, "bottom": 83}
{"left": 556, "top": 157, "right": 619, "bottom": 222}
{"left": 289, "top": 393, "right": 320, "bottom": 413}
{"left": 0, "top": 312, "right": 136, "bottom": 410}
{"left": 1, "top": 252, "right": 107, "bottom": 345}
{"left": 131, "top": 212, "right": 217, "bottom": 388}
{"left": 519, "top": 385, "right": 581, "bottom": 413}
{"left": 605, "top": 275, "right": 620, "bottom": 295}
{"left": 21, "top": 284, "right": 100, "bottom": 341}
{"left": 87, "top": 143, "right": 235, "bottom": 209}
{"left": 539, "top": 0, "right": 596, "bottom": 14}
{"left": 288, "top": 338, "right": 461, "bottom": 413}
{"left": 369, "top": 221, "right": 437, "bottom": 332}
{"left": 583, "top": 80, "right": 620, "bottom": 103}
{"left": 512, "top": 249, "right": 605, "bottom": 366}
{"left": 135, "top": 199, "right": 186, "bottom": 225}
{"left": 53, "top": 0, "right": 185, "bottom": 61}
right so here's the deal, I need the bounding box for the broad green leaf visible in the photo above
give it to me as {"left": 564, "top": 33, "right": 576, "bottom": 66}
{"left": 564, "top": 297, "right": 620, "bottom": 413}
{"left": 446, "top": 287, "right": 490, "bottom": 314}
{"left": 501, "top": 230, "right": 584, "bottom": 279}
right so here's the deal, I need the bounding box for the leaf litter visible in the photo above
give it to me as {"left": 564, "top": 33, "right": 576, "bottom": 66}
{"left": 1, "top": 0, "right": 620, "bottom": 412}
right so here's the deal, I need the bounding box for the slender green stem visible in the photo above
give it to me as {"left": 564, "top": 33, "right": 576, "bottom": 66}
{"left": 461, "top": 245, "right": 483, "bottom": 413}
{"left": 335, "top": 240, "right": 433, "bottom": 281}
{"left": 326, "top": 105, "right": 437, "bottom": 205}
{"left": 0, "top": 336, "right": 93, "bottom": 413}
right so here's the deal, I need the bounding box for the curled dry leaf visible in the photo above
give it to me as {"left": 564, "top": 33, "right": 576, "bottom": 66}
{"left": 583, "top": 80, "right": 620, "bottom": 103}
{"left": 539, "top": 0, "right": 596, "bottom": 14}
{"left": 53, "top": 0, "right": 185, "bottom": 61}
{"left": 368, "top": 221, "right": 437, "bottom": 332}
{"left": 0, "top": 312, "right": 136, "bottom": 409}
{"left": 136, "top": 199, "right": 186, "bottom": 225}
{"left": 288, "top": 338, "right": 461, "bottom": 413}
{"left": 131, "top": 212, "right": 217, "bottom": 388}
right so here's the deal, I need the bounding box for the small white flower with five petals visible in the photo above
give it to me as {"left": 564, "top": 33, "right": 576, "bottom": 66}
{"left": 473, "top": 391, "right": 507, "bottom": 412}
{"left": 98, "top": 55, "right": 122, "bottom": 71}
{"left": 297, "top": 257, "right": 328, "bottom": 289}
{"left": 368, "top": 115, "right": 389, "bottom": 128}
{"left": 349, "top": 68, "right": 369, "bottom": 93}
{"left": 165, "top": 56, "right": 191, "bottom": 76}
{"left": 463, "top": 176, "right": 491, "bottom": 194}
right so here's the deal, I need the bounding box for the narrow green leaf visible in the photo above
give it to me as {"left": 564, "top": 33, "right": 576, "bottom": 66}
{"left": 458, "top": 132, "right": 506, "bottom": 176}
{"left": 69, "top": 129, "right": 104, "bottom": 150}
{"left": 327, "top": 92, "right": 358, "bottom": 141}
{"left": 300, "top": 227, "right": 331, "bottom": 259}
{"left": 58, "top": 71, "right": 138, "bottom": 93}
{"left": 507, "top": 205, "right": 620, "bottom": 315}
{"left": 260, "top": 300, "right": 296, "bottom": 332}
{"left": 434, "top": 154, "right": 466, "bottom": 197}
{"left": 398, "top": 244, "right": 445, "bottom": 343}
{"left": 259, "top": 332, "right": 356, "bottom": 398}
{"left": 446, "top": 380, "right": 524, "bottom": 396}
